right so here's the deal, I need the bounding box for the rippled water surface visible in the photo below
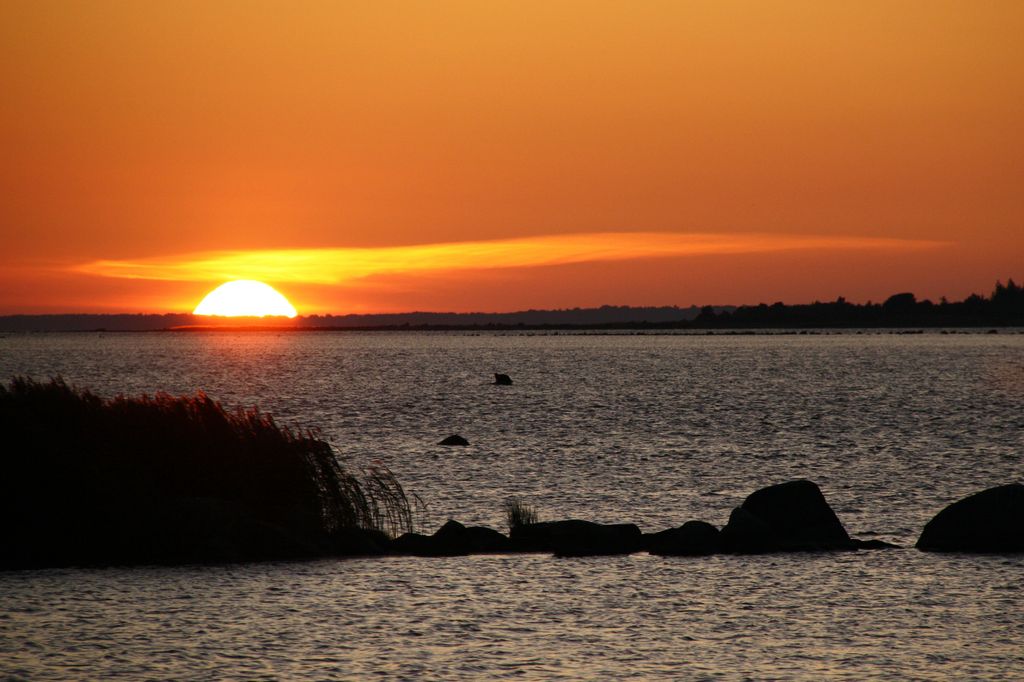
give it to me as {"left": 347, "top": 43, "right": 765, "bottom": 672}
{"left": 1, "top": 331, "right": 1023, "bottom": 679}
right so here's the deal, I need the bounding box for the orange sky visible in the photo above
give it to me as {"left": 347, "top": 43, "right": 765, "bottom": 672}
{"left": 1, "top": 1, "right": 1022, "bottom": 314}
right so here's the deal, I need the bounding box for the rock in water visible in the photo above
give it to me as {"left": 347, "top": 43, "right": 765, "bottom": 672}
{"left": 390, "top": 520, "right": 511, "bottom": 556}
{"left": 916, "top": 484, "right": 1024, "bottom": 553}
{"left": 432, "top": 519, "right": 511, "bottom": 554}
{"left": 389, "top": 532, "right": 434, "bottom": 555}
{"left": 438, "top": 434, "right": 469, "bottom": 446}
{"left": 645, "top": 520, "right": 721, "bottom": 556}
{"left": 494, "top": 373, "right": 513, "bottom": 385}
{"left": 720, "top": 480, "right": 854, "bottom": 552}
{"left": 511, "top": 519, "right": 642, "bottom": 556}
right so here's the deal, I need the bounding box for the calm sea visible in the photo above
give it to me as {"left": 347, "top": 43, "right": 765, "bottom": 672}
{"left": 1, "top": 331, "right": 1022, "bottom": 680}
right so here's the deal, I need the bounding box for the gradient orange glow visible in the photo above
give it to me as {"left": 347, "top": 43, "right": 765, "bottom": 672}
{"left": 76, "top": 233, "right": 947, "bottom": 284}
{"left": 1, "top": 1, "right": 1021, "bottom": 313}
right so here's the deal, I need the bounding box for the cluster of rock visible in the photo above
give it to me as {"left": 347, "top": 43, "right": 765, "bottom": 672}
{"left": 9, "top": 479, "right": 1018, "bottom": 569}
{"left": 370, "top": 480, "right": 1023, "bottom": 558}
{"left": 375, "top": 480, "right": 892, "bottom": 558}
{"left": 428, "top": 378, "right": 1021, "bottom": 556}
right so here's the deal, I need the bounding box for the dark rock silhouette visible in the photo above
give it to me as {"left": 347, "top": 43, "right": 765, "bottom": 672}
{"left": 645, "top": 520, "right": 721, "bottom": 555}
{"left": 916, "top": 484, "right": 1024, "bottom": 553}
{"left": 494, "top": 373, "right": 513, "bottom": 385}
{"left": 438, "top": 434, "right": 469, "bottom": 446}
{"left": 720, "top": 507, "right": 776, "bottom": 553}
{"left": 720, "top": 480, "right": 855, "bottom": 552}
{"left": 389, "top": 532, "right": 434, "bottom": 555}
{"left": 433, "top": 519, "right": 511, "bottom": 553}
{"left": 391, "top": 520, "right": 511, "bottom": 556}
{"left": 511, "top": 520, "right": 642, "bottom": 556}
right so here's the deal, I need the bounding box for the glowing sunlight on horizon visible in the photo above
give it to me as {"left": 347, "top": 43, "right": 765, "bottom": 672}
{"left": 193, "top": 280, "right": 298, "bottom": 317}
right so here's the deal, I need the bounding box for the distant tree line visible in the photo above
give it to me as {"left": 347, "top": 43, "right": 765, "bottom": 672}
{"left": 301, "top": 304, "right": 707, "bottom": 328}
{"left": 0, "top": 280, "right": 1020, "bottom": 331}
{"left": 0, "top": 306, "right": 714, "bottom": 331}
{"left": 687, "top": 279, "right": 1024, "bottom": 329}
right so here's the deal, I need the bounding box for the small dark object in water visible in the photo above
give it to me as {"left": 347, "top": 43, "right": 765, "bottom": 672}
{"left": 439, "top": 434, "right": 469, "bottom": 446}
{"left": 494, "top": 373, "right": 513, "bottom": 385}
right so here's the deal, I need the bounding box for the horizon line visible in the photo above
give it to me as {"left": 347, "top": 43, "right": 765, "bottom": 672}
{"left": 0, "top": 290, "right": 1006, "bottom": 319}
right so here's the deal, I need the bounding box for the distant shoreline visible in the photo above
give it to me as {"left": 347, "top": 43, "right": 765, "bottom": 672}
{"left": 2, "top": 325, "right": 1022, "bottom": 335}
{"left": 1, "top": 279, "right": 1021, "bottom": 331}
{"left": 167, "top": 324, "right": 1020, "bottom": 333}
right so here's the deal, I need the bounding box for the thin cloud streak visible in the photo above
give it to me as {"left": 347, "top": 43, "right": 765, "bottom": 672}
{"left": 74, "top": 232, "right": 950, "bottom": 284}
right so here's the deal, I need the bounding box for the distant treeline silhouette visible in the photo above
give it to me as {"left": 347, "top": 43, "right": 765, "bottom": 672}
{"left": 0, "top": 306, "right": 710, "bottom": 331}
{"left": 303, "top": 304, "right": 708, "bottom": 328}
{"left": 687, "top": 279, "right": 1024, "bottom": 329}
{"left": 0, "top": 377, "right": 415, "bottom": 568}
{"left": 0, "top": 279, "right": 1020, "bottom": 331}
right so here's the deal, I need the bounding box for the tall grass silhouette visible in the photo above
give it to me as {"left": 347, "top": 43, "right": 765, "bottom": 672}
{"left": 504, "top": 497, "right": 539, "bottom": 533}
{"left": 0, "top": 377, "right": 415, "bottom": 567}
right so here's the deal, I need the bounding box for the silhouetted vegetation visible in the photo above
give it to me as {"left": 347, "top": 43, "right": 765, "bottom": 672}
{"left": 0, "top": 377, "right": 415, "bottom": 568}
{"left": 685, "top": 279, "right": 1024, "bottom": 329}
{"left": 2, "top": 281, "right": 1019, "bottom": 332}
{"left": 0, "top": 306, "right": 711, "bottom": 331}
{"left": 504, "top": 497, "right": 539, "bottom": 533}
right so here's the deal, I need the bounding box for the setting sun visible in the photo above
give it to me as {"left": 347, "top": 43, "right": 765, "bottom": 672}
{"left": 193, "top": 280, "right": 297, "bottom": 317}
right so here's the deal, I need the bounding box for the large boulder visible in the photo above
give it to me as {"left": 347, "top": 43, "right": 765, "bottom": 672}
{"left": 916, "top": 484, "right": 1024, "bottom": 553}
{"left": 511, "top": 520, "right": 642, "bottom": 556}
{"left": 720, "top": 480, "right": 855, "bottom": 552}
{"left": 645, "top": 520, "right": 721, "bottom": 556}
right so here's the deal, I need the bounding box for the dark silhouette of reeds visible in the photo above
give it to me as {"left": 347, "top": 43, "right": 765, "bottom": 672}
{"left": 505, "top": 497, "right": 538, "bottom": 533}
{"left": 0, "top": 377, "right": 414, "bottom": 568}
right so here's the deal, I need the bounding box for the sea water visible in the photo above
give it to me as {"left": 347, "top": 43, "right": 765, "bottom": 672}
{"left": 1, "top": 331, "right": 1022, "bottom": 679}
